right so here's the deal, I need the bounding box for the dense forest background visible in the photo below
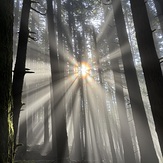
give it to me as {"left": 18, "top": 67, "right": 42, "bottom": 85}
{"left": 0, "top": 0, "right": 163, "bottom": 163}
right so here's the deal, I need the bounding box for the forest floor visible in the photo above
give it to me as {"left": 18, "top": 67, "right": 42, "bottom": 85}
{"left": 15, "top": 161, "right": 103, "bottom": 163}
{"left": 15, "top": 144, "right": 104, "bottom": 163}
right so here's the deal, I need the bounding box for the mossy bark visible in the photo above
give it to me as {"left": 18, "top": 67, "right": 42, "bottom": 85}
{"left": 0, "top": 0, "right": 14, "bottom": 163}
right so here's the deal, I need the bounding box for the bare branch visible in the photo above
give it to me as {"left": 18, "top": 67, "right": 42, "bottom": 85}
{"left": 25, "top": 71, "right": 35, "bottom": 73}
{"left": 29, "top": 31, "right": 37, "bottom": 34}
{"left": 25, "top": 68, "right": 30, "bottom": 70}
{"left": 28, "top": 35, "right": 38, "bottom": 41}
{"left": 31, "top": 7, "right": 46, "bottom": 16}
{"left": 151, "top": 29, "right": 156, "bottom": 33}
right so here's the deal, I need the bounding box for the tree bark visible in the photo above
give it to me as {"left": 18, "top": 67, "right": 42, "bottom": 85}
{"left": 153, "top": 0, "right": 163, "bottom": 32}
{"left": 47, "top": 0, "right": 69, "bottom": 162}
{"left": 0, "top": 0, "right": 14, "bottom": 162}
{"left": 92, "top": 27, "right": 118, "bottom": 163}
{"left": 130, "top": 0, "right": 163, "bottom": 155}
{"left": 12, "top": 0, "right": 31, "bottom": 150}
{"left": 112, "top": 0, "right": 159, "bottom": 162}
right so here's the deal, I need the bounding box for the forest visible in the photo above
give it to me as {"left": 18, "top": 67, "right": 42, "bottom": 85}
{"left": 0, "top": 0, "right": 163, "bottom": 163}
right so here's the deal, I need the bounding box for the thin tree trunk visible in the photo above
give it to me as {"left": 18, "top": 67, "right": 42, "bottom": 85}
{"left": 67, "top": 0, "right": 73, "bottom": 55}
{"left": 112, "top": 0, "right": 159, "bottom": 162}
{"left": 113, "top": 58, "right": 136, "bottom": 163}
{"left": 153, "top": 0, "right": 163, "bottom": 32}
{"left": 44, "top": 100, "right": 49, "bottom": 145}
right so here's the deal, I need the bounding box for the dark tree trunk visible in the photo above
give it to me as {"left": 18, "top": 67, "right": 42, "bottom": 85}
{"left": 113, "top": 58, "right": 136, "bottom": 163}
{"left": 12, "top": 0, "right": 31, "bottom": 150}
{"left": 104, "top": 16, "right": 136, "bottom": 161}
{"left": 0, "top": 0, "right": 14, "bottom": 162}
{"left": 47, "top": 0, "right": 69, "bottom": 162}
{"left": 130, "top": 0, "right": 163, "bottom": 155}
{"left": 112, "top": 0, "right": 159, "bottom": 162}
{"left": 101, "top": 5, "right": 136, "bottom": 161}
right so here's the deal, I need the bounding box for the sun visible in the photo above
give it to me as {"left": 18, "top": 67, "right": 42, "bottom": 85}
{"left": 74, "top": 62, "right": 90, "bottom": 78}
{"left": 81, "top": 63, "right": 90, "bottom": 77}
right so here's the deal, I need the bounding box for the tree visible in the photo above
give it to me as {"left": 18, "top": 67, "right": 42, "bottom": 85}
{"left": 111, "top": 0, "right": 159, "bottom": 162}
{"left": 12, "top": 0, "right": 31, "bottom": 150}
{"left": 101, "top": 5, "right": 136, "bottom": 162}
{"left": 92, "top": 26, "right": 117, "bottom": 163}
{"left": 130, "top": 0, "right": 163, "bottom": 155}
{"left": 0, "top": 0, "right": 14, "bottom": 162}
{"left": 47, "top": 0, "right": 69, "bottom": 162}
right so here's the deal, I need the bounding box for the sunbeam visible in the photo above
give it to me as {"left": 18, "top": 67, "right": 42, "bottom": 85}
{"left": 11, "top": 0, "right": 163, "bottom": 162}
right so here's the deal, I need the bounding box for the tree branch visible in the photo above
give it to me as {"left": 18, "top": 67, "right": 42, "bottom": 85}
{"left": 28, "top": 35, "right": 38, "bottom": 41}
{"left": 29, "top": 31, "right": 37, "bottom": 34}
{"left": 31, "top": 7, "right": 46, "bottom": 16}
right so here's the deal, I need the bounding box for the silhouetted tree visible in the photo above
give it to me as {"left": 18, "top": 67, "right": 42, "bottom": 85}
{"left": 112, "top": 0, "right": 159, "bottom": 162}
{"left": 130, "top": 0, "right": 163, "bottom": 155}
{"left": 0, "top": 0, "right": 14, "bottom": 162}
{"left": 12, "top": 0, "right": 31, "bottom": 150}
{"left": 47, "top": 0, "right": 69, "bottom": 162}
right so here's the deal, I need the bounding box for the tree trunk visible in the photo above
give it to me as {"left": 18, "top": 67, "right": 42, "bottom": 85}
{"left": 103, "top": 12, "right": 136, "bottom": 161}
{"left": 44, "top": 100, "right": 49, "bottom": 146}
{"left": 153, "top": 0, "right": 163, "bottom": 32}
{"left": 47, "top": 0, "right": 69, "bottom": 162}
{"left": 112, "top": 0, "right": 159, "bottom": 162}
{"left": 67, "top": 0, "right": 73, "bottom": 55}
{"left": 12, "top": 0, "right": 31, "bottom": 150}
{"left": 92, "top": 27, "right": 117, "bottom": 163}
{"left": 0, "top": 0, "right": 14, "bottom": 162}
{"left": 113, "top": 58, "right": 136, "bottom": 163}
{"left": 130, "top": 0, "right": 163, "bottom": 155}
